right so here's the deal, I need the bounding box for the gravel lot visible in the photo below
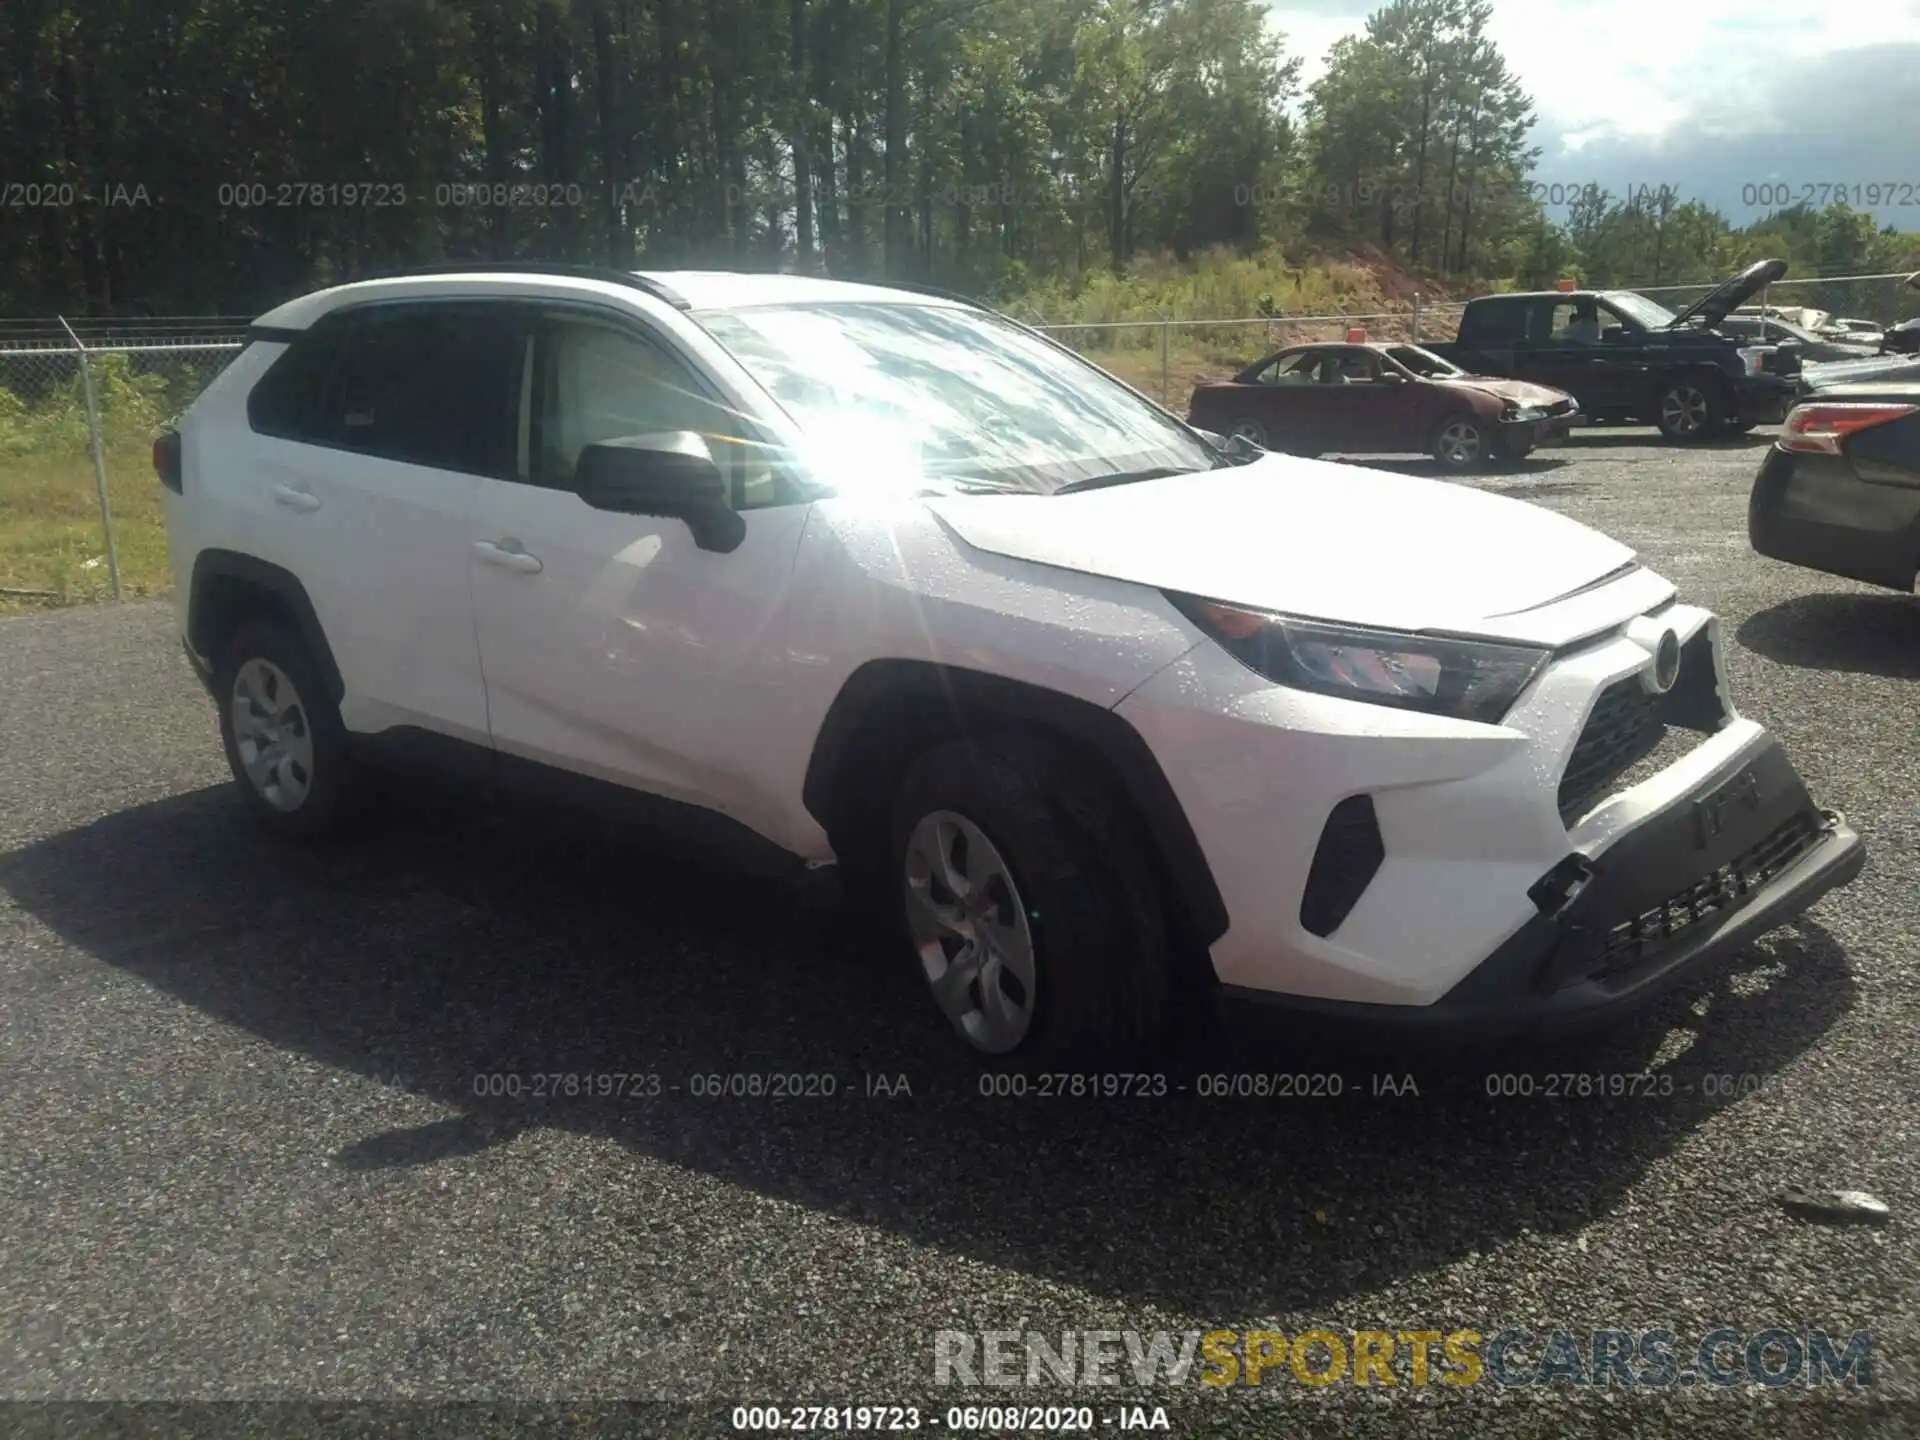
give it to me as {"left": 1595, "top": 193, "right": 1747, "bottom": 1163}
{"left": 2, "top": 429, "right": 1916, "bottom": 1439}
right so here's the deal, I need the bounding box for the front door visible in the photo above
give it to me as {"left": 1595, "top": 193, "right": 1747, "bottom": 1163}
{"left": 467, "top": 304, "right": 814, "bottom": 850}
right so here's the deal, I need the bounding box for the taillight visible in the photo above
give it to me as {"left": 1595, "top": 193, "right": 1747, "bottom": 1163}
{"left": 1778, "top": 402, "right": 1918, "bottom": 456}
{"left": 153, "top": 430, "right": 182, "bottom": 493}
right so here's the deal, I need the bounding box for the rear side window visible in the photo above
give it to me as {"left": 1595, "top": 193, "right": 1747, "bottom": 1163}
{"left": 247, "top": 313, "right": 352, "bottom": 442}
{"left": 322, "top": 304, "right": 524, "bottom": 475}
{"left": 1460, "top": 298, "right": 1527, "bottom": 346}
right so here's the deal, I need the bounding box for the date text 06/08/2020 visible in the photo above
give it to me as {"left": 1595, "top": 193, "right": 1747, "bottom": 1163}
{"left": 730, "top": 1404, "right": 1174, "bottom": 1432}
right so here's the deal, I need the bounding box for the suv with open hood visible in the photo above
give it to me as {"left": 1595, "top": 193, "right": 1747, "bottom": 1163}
{"left": 1425, "top": 260, "right": 1800, "bottom": 440}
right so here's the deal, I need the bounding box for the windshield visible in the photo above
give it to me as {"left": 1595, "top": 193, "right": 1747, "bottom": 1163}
{"left": 693, "top": 302, "right": 1216, "bottom": 495}
{"left": 1384, "top": 344, "right": 1464, "bottom": 378}
{"left": 1601, "top": 291, "right": 1679, "bottom": 329}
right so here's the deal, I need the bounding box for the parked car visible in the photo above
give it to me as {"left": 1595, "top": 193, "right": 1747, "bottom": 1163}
{"left": 1818, "top": 318, "right": 1887, "bottom": 347}
{"left": 1797, "top": 351, "right": 1920, "bottom": 394}
{"left": 1422, "top": 259, "right": 1799, "bottom": 441}
{"left": 155, "top": 263, "right": 1864, "bottom": 1065}
{"left": 1880, "top": 272, "right": 1920, "bottom": 355}
{"left": 1733, "top": 304, "right": 1832, "bottom": 333}
{"left": 1185, "top": 340, "right": 1579, "bottom": 470}
{"left": 1750, "top": 377, "right": 1920, "bottom": 591}
{"left": 1713, "top": 312, "right": 1881, "bottom": 364}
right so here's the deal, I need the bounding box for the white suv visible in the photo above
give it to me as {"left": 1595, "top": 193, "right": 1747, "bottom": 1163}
{"left": 157, "top": 264, "right": 1865, "bottom": 1064}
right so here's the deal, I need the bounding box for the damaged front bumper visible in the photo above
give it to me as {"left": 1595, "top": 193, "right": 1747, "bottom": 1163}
{"left": 1216, "top": 733, "right": 1864, "bottom": 1039}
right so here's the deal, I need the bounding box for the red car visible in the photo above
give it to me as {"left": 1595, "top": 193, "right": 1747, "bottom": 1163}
{"left": 1188, "top": 341, "right": 1581, "bottom": 470}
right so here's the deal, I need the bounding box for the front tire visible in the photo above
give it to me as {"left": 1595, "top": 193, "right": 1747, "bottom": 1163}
{"left": 214, "top": 617, "right": 364, "bottom": 840}
{"left": 1655, "top": 380, "right": 1723, "bottom": 441}
{"left": 888, "top": 733, "right": 1171, "bottom": 1066}
{"left": 1432, "top": 413, "right": 1489, "bottom": 470}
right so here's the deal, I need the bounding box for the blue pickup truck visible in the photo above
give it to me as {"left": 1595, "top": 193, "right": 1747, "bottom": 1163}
{"left": 1423, "top": 259, "right": 1801, "bottom": 442}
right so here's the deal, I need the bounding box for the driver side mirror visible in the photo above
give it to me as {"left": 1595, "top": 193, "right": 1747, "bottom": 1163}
{"left": 1379, "top": 369, "right": 1406, "bottom": 383}
{"left": 575, "top": 432, "right": 746, "bottom": 554}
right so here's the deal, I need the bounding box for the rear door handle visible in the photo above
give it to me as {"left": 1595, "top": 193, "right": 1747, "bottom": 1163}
{"left": 473, "top": 539, "right": 543, "bottom": 574}
{"left": 272, "top": 483, "right": 321, "bottom": 512}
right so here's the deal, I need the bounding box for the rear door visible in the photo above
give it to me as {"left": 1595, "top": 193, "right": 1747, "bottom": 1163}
{"left": 1248, "top": 348, "right": 1327, "bottom": 451}
{"left": 1455, "top": 297, "right": 1528, "bottom": 376}
{"left": 240, "top": 300, "right": 522, "bottom": 743}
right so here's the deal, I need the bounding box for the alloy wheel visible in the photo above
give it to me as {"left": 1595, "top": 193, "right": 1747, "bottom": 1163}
{"left": 230, "top": 657, "right": 315, "bottom": 812}
{"left": 1436, "top": 418, "right": 1483, "bottom": 466}
{"left": 901, "top": 809, "right": 1038, "bottom": 1054}
{"left": 1661, "top": 385, "right": 1709, "bottom": 436}
{"left": 1228, "top": 418, "right": 1269, "bottom": 449}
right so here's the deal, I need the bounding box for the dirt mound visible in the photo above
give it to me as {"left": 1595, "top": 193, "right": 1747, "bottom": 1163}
{"left": 1343, "top": 244, "right": 1457, "bottom": 304}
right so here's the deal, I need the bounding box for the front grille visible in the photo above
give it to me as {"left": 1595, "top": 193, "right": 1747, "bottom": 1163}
{"left": 1594, "top": 810, "right": 1827, "bottom": 975}
{"left": 1299, "top": 795, "right": 1385, "bottom": 938}
{"left": 1558, "top": 679, "right": 1668, "bottom": 823}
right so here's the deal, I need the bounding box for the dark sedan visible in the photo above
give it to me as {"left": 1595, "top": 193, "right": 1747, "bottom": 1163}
{"left": 1749, "top": 379, "right": 1920, "bottom": 592}
{"left": 1187, "top": 341, "right": 1579, "bottom": 471}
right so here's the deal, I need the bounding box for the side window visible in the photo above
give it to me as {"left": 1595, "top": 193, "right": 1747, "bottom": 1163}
{"left": 247, "top": 313, "right": 353, "bottom": 442}
{"left": 319, "top": 303, "right": 524, "bottom": 474}
{"left": 1542, "top": 300, "right": 1601, "bottom": 344}
{"left": 1321, "top": 350, "right": 1379, "bottom": 384}
{"left": 1461, "top": 299, "right": 1525, "bottom": 347}
{"left": 535, "top": 315, "right": 793, "bottom": 509}
{"left": 1264, "top": 352, "right": 1320, "bottom": 385}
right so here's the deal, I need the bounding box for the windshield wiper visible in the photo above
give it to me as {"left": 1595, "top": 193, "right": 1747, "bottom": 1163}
{"left": 1053, "top": 465, "right": 1202, "bottom": 495}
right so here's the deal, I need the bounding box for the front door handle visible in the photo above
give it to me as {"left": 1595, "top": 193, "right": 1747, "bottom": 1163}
{"left": 272, "top": 483, "right": 321, "bottom": 512}
{"left": 473, "top": 539, "right": 543, "bottom": 574}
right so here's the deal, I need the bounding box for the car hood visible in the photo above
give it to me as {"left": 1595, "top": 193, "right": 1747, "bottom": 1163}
{"left": 1667, "top": 257, "right": 1789, "bottom": 329}
{"left": 1433, "top": 376, "right": 1569, "bottom": 408}
{"left": 923, "top": 456, "right": 1639, "bottom": 643}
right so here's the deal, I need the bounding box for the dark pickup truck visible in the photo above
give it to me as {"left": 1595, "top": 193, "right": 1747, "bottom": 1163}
{"left": 1424, "top": 258, "right": 1800, "bottom": 442}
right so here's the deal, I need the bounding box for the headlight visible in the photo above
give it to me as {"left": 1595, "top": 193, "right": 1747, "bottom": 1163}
{"left": 1507, "top": 405, "right": 1547, "bottom": 423}
{"left": 1167, "top": 594, "right": 1551, "bottom": 725}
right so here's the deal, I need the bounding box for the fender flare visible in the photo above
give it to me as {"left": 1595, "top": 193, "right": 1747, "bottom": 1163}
{"left": 187, "top": 549, "right": 345, "bottom": 705}
{"left": 802, "top": 659, "right": 1230, "bottom": 945}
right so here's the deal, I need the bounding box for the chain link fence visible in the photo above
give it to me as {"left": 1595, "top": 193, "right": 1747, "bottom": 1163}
{"left": 0, "top": 325, "right": 243, "bottom": 607}
{"left": 1031, "top": 272, "right": 1920, "bottom": 407}
{"left": 2, "top": 270, "right": 1911, "bottom": 608}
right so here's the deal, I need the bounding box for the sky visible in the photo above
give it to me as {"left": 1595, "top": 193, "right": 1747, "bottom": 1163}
{"left": 1267, "top": 0, "right": 1920, "bottom": 229}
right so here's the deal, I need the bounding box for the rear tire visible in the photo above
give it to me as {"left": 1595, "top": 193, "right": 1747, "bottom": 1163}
{"left": 1655, "top": 380, "right": 1723, "bottom": 441}
{"left": 214, "top": 617, "right": 365, "bottom": 841}
{"left": 1226, "top": 417, "right": 1269, "bottom": 450}
{"left": 888, "top": 732, "right": 1172, "bottom": 1067}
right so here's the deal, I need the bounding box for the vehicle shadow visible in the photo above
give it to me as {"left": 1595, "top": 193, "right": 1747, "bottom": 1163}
{"left": 1563, "top": 431, "right": 1775, "bottom": 450}
{"left": 1331, "top": 455, "right": 1575, "bottom": 480}
{"left": 0, "top": 786, "right": 1860, "bottom": 1317}
{"left": 1736, "top": 592, "right": 1920, "bottom": 680}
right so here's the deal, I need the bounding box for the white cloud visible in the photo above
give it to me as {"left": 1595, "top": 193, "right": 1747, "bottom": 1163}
{"left": 1267, "top": 0, "right": 1920, "bottom": 221}
{"left": 1275, "top": 0, "right": 1917, "bottom": 136}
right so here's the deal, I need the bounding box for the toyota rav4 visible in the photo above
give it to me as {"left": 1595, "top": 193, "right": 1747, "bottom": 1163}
{"left": 156, "top": 264, "right": 1865, "bottom": 1066}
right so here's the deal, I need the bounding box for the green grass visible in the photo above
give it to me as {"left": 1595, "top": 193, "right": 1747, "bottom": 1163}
{"left": 0, "top": 443, "right": 171, "bottom": 614}
{"left": 0, "top": 351, "right": 182, "bottom": 615}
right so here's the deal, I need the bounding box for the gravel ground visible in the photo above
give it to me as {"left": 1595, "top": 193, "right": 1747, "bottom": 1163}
{"left": 1, "top": 429, "right": 1916, "bottom": 1439}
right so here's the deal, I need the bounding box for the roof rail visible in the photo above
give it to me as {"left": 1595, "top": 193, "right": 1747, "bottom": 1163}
{"left": 349, "top": 261, "right": 691, "bottom": 309}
